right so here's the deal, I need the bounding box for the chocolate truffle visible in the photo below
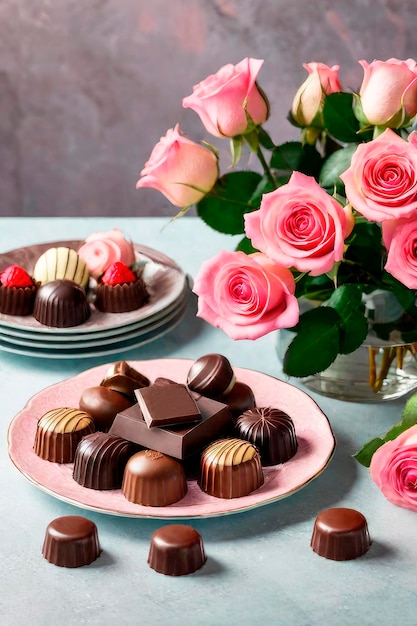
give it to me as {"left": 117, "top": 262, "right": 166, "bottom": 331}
{"left": 122, "top": 450, "right": 187, "bottom": 506}
{"left": 187, "top": 354, "right": 236, "bottom": 398}
{"left": 236, "top": 407, "right": 298, "bottom": 466}
{"left": 73, "top": 431, "right": 134, "bottom": 490}
{"left": 135, "top": 383, "right": 201, "bottom": 428}
{"left": 33, "top": 279, "right": 91, "bottom": 327}
{"left": 79, "top": 386, "right": 134, "bottom": 431}
{"left": 219, "top": 381, "right": 256, "bottom": 421}
{"left": 33, "top": 247, "right": 89, "bottom": 288}
{"left": 34, "top": 407, "right": 95, "bottom": 463}
{"left": 148, "top": 524, "right": 207, "bottom": 576}
{"left": 198, "top": 438, "right": 264, "bottom": 499}
{"left": 95, "top": 268, "right": 148, "bottom": 313}
{"left": 42, "top": 516, "right": 101, "bottom": 567}
{"left": 311, "top": 508, "right": 371, "bottom": 561}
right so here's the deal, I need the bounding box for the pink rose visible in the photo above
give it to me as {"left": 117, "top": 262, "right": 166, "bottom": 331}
{"left": 136, "top": 124, "right": 218, "bottom": 207}
{"left": 244, "top": 171, "right": 351, "bottom": 276}
{"left": 291, "top": 62, "right": 342, "bottom": 127}
{"left": 182, "top": 58, "right": 269, "bottom": 138}
{"left": 193, "top": 250, "right": 299, "bottom": 340}
{"left": 341, "top": 129, "right": 417, "bottom": 222}
{"left": 78, "top": 228, "right": 135, "bottom": 278}
{"left": 357, "top": 58, "right": 417, "bottom": 127}
{"left": 382, "top": 215, "right": 417, "bottom": 288}
{"left": 370, "top": 424, "right": 417, "bottom": 512}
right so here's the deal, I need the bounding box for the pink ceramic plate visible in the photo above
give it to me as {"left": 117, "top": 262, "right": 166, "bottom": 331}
{"left": 8, "top": 359, "right": 336, "bottom": 519}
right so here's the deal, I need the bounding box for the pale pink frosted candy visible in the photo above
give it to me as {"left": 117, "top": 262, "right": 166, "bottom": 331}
{"left": 78, "top": 229, "right": 136, "bottom": 278}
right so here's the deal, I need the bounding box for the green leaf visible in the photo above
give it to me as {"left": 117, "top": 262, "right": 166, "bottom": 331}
{"left": 283, "top": 307, "right": 341, "bottom": 377}
{"left": 401, "top": 392, "right": 417, "bottom": 427}
{"left": 235, "top": 236, "right": 258, "bottom": 254}
{"left": 319, "top": 144, "right": 358, "bottom": 192}
{"left": 196, "top": 171, "right": 263, "bottom": 235}
{"left": 323, "top": 93, "right": 362, "bottom": 143}
{"left": 326, "top": 283, "right": 364, "bottom": 318}
{"left": 257, "top": 127, "right": 276, "bottom": 150}
{"left": 270, "top": 142, "right": 322, "bottom": 179}
{"left": 354, "top": 438, "right": 386, "bottom": 467}
{"left": 339, "top": 309, "right": 369, "bottom": 353}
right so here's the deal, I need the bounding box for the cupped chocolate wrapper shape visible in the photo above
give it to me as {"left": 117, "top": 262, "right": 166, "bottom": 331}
{"left": 311, "top": 507, "right": 371, "bottom": 561}
{"left": 122, "top": 450, "right": 187, "bottom": 506}
{"left": 187, "top": 353, "right": 236, "bottom": 398}
{"left": 0, "top": 282, "right": 36, "bottom": 316}
{"left": 148, "top": 524, "right": 207, "bottom": 576}
{"left": 42, "top": 516, "right": 102, "bottom": 567}
{"left": 34, "top": 407, "right": 95, "bottom": 463}
{"left": 95, "top": 269, "right": 148, "bottom": 313}
{"left": 236, "top": 407, "right": 298, "bottom": 466}
{"left": 199, "top": 438, "right": 264, "bottom": 499}
{"left": 73, "top": 431, "right": 134, "bottom": 490}
{"left": 33, "top": 279, "right": 91, "bottom": 328}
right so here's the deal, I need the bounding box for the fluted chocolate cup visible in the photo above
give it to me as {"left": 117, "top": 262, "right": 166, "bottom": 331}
{"left": 311, "top": 507, "right": 371, "bottom": 560}
{"left": 148, "top": 524, "right": 206, "bottom": 576}
{"left": 42, "top": 516, "right": 101, "bottom": 567}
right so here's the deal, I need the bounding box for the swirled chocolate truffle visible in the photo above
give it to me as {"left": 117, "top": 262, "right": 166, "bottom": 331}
{"left": 311, "top": 508, "right": 371, "bottom": 561}
{"left": 148, "top": 525, "right": 207, "bottom": 576}
{"left": 42, "top": 516, "right": 101, "bottom": 567}
{"left": 79, "top": 386, "right": 134, "bottom": 431}
{"left": 122, "top": 450, "right": 187, "bottom": 507}
{"left": 236, "top": 407, "right": 298, "bottom": 466}
{"left": 73, "top": 432, "right": 134, "bottom": 490}
{"left": 33, "top": 279, "right": 91, "bottom": 327}
{"left": 187, "top": 354, "right": 235, "bottom": 398}
{"left": 198, "top": 438, "right": 263, "bottom": 499}
{"left": 34, "top": 407, "right": 95, "bottom": 463}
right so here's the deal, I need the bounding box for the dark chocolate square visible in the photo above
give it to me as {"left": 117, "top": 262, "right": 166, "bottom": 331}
{"left": 135, "top": 383, "right": 201, "bottom": 428}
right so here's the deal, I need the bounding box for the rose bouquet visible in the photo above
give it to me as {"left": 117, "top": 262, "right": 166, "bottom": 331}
{"left": 136, "top": 57, "right": 417, "bottom": 379}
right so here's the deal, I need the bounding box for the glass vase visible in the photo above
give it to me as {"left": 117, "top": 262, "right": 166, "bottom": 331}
{"left": 276, "top": 329, "right": 417, "bottom": 402}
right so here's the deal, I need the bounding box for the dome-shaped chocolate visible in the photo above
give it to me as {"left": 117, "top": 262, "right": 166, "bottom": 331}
{"left": 73, "top": 431, "right": 134, "bottom": 490}
{"left": 236, "top": 407, "right": 298, "bottom": 466}
{"left": 33, "top": 279, "right": 91, "bottom": 327}
{"left": 187, "top": 354, "right": 235, "bottom": 398}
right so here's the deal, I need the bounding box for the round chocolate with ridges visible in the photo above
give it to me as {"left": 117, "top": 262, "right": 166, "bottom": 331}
{"left": 187, "top": 354, "right": 235, "bottom": 398}
{"left": 79, "top": 386, "right": 134, "bottom": 430}
{"left": 42, "top": 516, "right": 101, "bottom": 567}
{"left": 198, "top": 438, "right": 264, "bottom": 499}
{"left": 33, "top": 247, "right": 89, "bottom": 288}
{"left": 148, "top": 524, "right": 207, "bottom": 576}
{"left": 34, "top": 407, "right": 95, "bottom": 463}
{"left": 33, "top": 279, "right": 91, "bottom": 328}
{"left": 73, "top": 431, "right": 134, "bottom": 490}
{"left": 311, "top": 508, "right": 371, "bottom": 561}
{"left": 122, "top": 450, "right": 187, "bottom": 506}
{"left": 236, "top": 407, "right": 298, "bottom": 466}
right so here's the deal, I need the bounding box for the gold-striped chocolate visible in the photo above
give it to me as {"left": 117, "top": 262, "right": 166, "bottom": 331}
{"left": 34, "top": 407, "right": 95, "bottom": 463}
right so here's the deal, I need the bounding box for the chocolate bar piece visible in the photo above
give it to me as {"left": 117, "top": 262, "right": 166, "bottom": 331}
{"left": 109, "top": 394, "right": 233, "bottom": 459}
{"left": 135, "top": 383, "right": 201, "bottom": 428}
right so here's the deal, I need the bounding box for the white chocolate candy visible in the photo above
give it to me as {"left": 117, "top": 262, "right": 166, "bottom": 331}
{"left": 33, "top": 247, "right": 89, "bottom": 288}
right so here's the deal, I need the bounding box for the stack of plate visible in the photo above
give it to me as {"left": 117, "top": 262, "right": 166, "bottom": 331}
{"left": 0, "top": 240, "right": 190, "bottom": 359}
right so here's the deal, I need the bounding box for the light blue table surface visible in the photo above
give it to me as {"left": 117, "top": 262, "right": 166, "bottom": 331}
{"left": 1, "top": 218, "right": 416, "bottom": 626}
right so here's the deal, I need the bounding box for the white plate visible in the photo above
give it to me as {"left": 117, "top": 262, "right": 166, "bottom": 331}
{"left": 8, "top": 359, "right": 336, "bottom": 518}
{"left": 0, "top": 302, "right": 188, "bottom": 359}
{"left": 0, "top": 240, "right": 187, "bottom": 336}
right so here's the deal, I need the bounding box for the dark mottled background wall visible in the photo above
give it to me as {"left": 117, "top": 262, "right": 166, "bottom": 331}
{"left": 1, "top": 0, "right": 416, "bottom": 217}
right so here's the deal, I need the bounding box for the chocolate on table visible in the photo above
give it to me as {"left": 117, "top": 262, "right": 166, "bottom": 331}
{"left": 79, "top": 386, "right": 134, "bottom": 431}
{"left": 311, "top": 507, "right": 371, "bottom": 561}
{"left": 148, "top": 524, "right": 207, "bottom": 576}
{"left": 135, "top": 383, "right": 201, "bottom": 429}
{"left": 109, "top": 394, "right": 233, "bottom": 460}
{"left": 187, "top": 353, "right": 236, "bottom": 398}
{"left": 42, "top": 516, "right": 101, "bottom": 567}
